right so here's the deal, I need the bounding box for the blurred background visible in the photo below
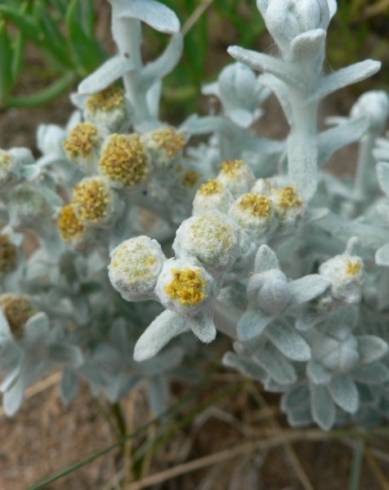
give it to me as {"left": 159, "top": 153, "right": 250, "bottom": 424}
{"left": 1, "top": 1, "right": 389, "bottom": 489}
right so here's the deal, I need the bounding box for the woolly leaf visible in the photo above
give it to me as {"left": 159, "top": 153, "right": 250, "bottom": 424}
{"left": 266, "top": 322, "right": 311, "bottom": 361}
{"left": 306, "top": 360, "right": 332, "bottom": 384}
{"left": 358, "top": 336, "right": 388, "bottom": 364}
{"left": 375, "top": 243, "right": 389, "bottom": 267}
{"left": 190, "top": 315, "right": 217, "bottom": 344}
{"left": 310, "top": 384, "right": 336, "bottom": 430}
{"left": 289, "top": 274, "right": 329, "bottom": 304}
{"left": 237, "top": 310, "right": 273, "bottom": 341}
{"left": 377, "top": 162, "right": 389, "bottom": 197}
{"left": 329, "top": 376, "right": 359, "bottom": 414}
{"left": 78, "top": 55, "right": 133, "bottom": 95}
{"left": 254, "top": 244, "right": 279, "bottom": 273}
{"left": 255, "top": 343, "right": 297, "bottom": 385}
{"left": 353, "top": 362, "right": 389, "bottom": 384}
{"left": 115, "top": 0, "right": 180, "bottom": 34}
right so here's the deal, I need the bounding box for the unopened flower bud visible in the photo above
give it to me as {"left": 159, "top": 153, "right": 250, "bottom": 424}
{"left": 271, "top": 186, "right": 305, "bottom": 224}
{"left": 85, "top": 85, "right": 130, "bottom": 132}
{"left": 229, "top": 192, "right": 273, "bottom": 238}
{"left": 248, "top": 269, "right": 290, "bottom": 315}
{"left": 217, "top": 160, "right": 255, "bottom": 198}
{"left": 0, "top": 294, "right": 36, "bottom": 339}
{"left": 64, "top": 122, "right": 101, "bottom": 172}
{"left": 351, "top": 91, "right": 389, "bottom": 134}
{"left": 193, "top": 179, "right": 234, "bottom": 215}
{"left": 319, "top": 254, "right": 363, "bottom": 304}
{"left": 109, "top": 236, "right": 166, "bottom": 301}
{"left": 142, "top": 127, "right": 186, "bottom": 168}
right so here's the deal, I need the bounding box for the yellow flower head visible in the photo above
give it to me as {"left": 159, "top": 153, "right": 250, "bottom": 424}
{"left": 277, "top": 186, "right": 303, "bottom": 209}
{"left": 57, "top": 204, "right": 87, "bottom": 242}
{"left": 150, "top": 128, "right": 186, "bottom": 160}
{"left": 199, "top": 180, "right": 224, "bottom": 197}
{"left": 220, "top": 160, "right": 245, "bottom": 177}
{"left": 0, "top": 294, "right": 36, "bottom": 338}
{"left": 63, "top": 122, "right": 99, "bottom": 161}
{"left": 0, "top": 235, "right": 17, "bottom": 275}
{"left": 238, "top": 193, "right": 272, "bottom": 218}
{"left": 99, "top": 134, "right": 149, "bottom": 187}
{"left": 182, "top": 170, "right": 200, "bottom": 188}
{"left": 165, "top": 268, "right": 207, "bottom": 306}
{"left": 72, "top": 177, "right": 113, "bottom": 225}
{"left": 346, "top": 260, "right": 362, "bottom": 277}
{"left": 86, "top": 86, "right": 125, "bottom": 114}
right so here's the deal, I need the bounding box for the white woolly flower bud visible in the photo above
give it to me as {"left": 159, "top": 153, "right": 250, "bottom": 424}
{"left": 37, "top": 124, "right": 66, "bottom": 156}
{"left": 155, "top": 259, "right": 216, "bottom": 316}
{"left": 259, "top": 0, "right": 331, "bottom": 56}
{"left": 173, "top": 212, "right": 239, "bottom": 274}
{"left": 351, "top": 91, "right": 389, "bottom": 134}
{"left": 216, "top": 160, "right": 255, "bottom": 198}
{"left": 270, "top": 185, "right": 305, "bottom": 224}
{"left": 251, "top": 178, "right": 274, "bottom": 195}
{"left": 64, "top": 122, "right": 102, "bottom": 173}
{"left": 85, "top": 86, "right": 131, "bottom": 133}
{"left": 319, "top": 254, "right": 363, "bottom": 304}
{"left": 0, "top": 148, "right": 34, "bottom": 187}
{"left": 193, "top": 179, "right": 234, "bottom": 215}
{"left": 109, "top": 236, "right": 166, "bottom": 301}
{"left": 142, "top": 127, "right": 186, "bottom": 168}
{"left": 228, "top": 192, "right": 273, "bottom": 238}
{"left": 248, "top": 269, "right": 291, "bottom": 315}
{"left": 312, "top": 328, "right": 359, "bottom": 372}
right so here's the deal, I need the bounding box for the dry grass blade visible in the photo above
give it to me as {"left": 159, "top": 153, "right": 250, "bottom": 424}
{"left": 126, "top": 430, "right": 330, "bottom": 490}
{"left": 182, "top": 0, "right": 216, "bottom": 36}
{"left": 365, "top": 448, "right": 389, "bottom": 490}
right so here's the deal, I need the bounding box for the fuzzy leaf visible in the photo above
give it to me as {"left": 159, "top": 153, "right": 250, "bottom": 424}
{"left": 254, "top": 244, "right": 279, "bottom": 273}
{"left": 255, "top": 343, "right": 297, "bottom": 385}
{"left": 353, "top": 362, "right": 389, "bottom": 384}
{"left": 377, "top": 161, "right": 389, "bottom": 197}
{"left": 190, "top": 315, "right": 217, "bottom": 344}
{"left": 266, "top": 322, "right": 311, "bottom": 361}
{"left": 115, "top": 0, "right": 180, "bottom": 34}
{"left": 78, "top": 55, "right": 133, "bottom": 94}
{"left": 311, "top": 60, "right": 381, "bottom": 102}
{"left": 147, "top": 375, "right": 168, "bottom": 416}
{"left": 3, "top": 375, "right": 24, "bottom": 416}
{"left": 290, "top": 29, "right": 326, "bottom": 69}
{"left": 375, "top": 243, "right": 389, "bottom": 267}
{"left": 134, "top": 310, "right": 188, "bottom": 362}
{"left": 237, "top": 310, "right": 273, "bottom": 341}
{"left": 329, "top": 376, "right": 359, "bottom": 414}
{"left": 281, "top": 384, "right": 310, "bottom": 411}
{"left": 258, "top": 73, "right": 292, "bottom": 125}
{"left": 358, "top": 336, "right": 388, "bottom": 363}
{"left": 306, "top": 360, "right": 332, "bottom": 384}
{"left": 310, "top": 384, "right": 336, "bottom": 430}
{"left": 289, "top": 275, "right": 329, "bottom": 304}
{"left": 223, "top": 352, "right": 266, "bottom": 381}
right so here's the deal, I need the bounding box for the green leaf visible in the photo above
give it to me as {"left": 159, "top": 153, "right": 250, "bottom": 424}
{"left": 66, "top": 0, "right": 105, "bottom": 74}
{"left": 0, "top": 20, "right": 14, "bottom": 105}
{"left": 0, "top": 6, "right": 39, "bottom": 42}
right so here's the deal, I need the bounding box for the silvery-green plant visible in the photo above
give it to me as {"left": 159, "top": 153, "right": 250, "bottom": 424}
{"left": 1, "top": 0, "right": 389, "bottom": 435}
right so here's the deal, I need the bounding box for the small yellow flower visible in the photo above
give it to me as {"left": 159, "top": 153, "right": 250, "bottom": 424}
{"left": 238, "top": 193, "right": 272, "bottom": 218}
{"left": 150, "top": 128, "right": 186, "bottom": 160}
{"left": 0, "top": 235, "right": 17, "bottom": 275}
{"left": 220, "top": 160, "right": 245, "bottom": 177}
{"left": 0, "top": 294, "right": 36, "bottom": 338}
{"left": 346, "top": 260, "right": 362, "bottom": 277}
{"left": 199, "top": 180, "right": 223, "bottom": 196}
{"left": 72, "top": 177, "right": 113, "bottom": 225}
{"left": 182, "top": 170, "right": 200, "bottom": 188}
{"left": 165, "top": 268, "right": 206, "bottom": 306}
{"left": 64, "top": 122, "right": 100, "bottom": 162}
{"left": 57, "top": 204, "right": 87, "bottom": 241}
{"left": 86, "top": 86, "right": 125, "bottom": 114}
{"left": 277, "top": 186, "right": 303, "bottom": 209}
{"left": 99, "top": 134, "right": 149, "bottom": 187}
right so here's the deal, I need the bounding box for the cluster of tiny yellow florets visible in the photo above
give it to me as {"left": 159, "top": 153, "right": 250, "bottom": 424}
{"left": 346, "top": 260, "right": 362, "bottom": 277}
{"left": 238, "top": 193, "right": 272, "bottom": 218}
{"left": 86, "top": 86, "right": 125, "bottom": 114}
{"left": 165, "top": 268, "right": 206, "bottom": 306}
{"left": 151, "top": 128, "right": 186, "bottom": 160}
{"left": 277, "top": 186, "right": 303, "bottom": 209}
{"left": 99, "top": 134, "right": 149, "bottom": 187}
{"left": 57, "top": 204, "right": 86, "bottom": 241}
{"left": 63, "top": 122, "right": 99, "bottom": 161}
{"left": 0, "top": 294, "right": 36, "bottom": 338}
{"left": 182, "top": 170, "right": 200, "bottom": 188}
{"left": 111, "top": 242, "right": 157, "bottom": 283}
{"left": 221, "top": 160, "right": 244, "bottom": 177}
{"left": 72, "top": 177, "right": 112, "bottom": 224}
{"left": 0, "top": 235, "right": 17, "bottom": 275}
{"left": 199, "top": 180, "right": 224, "bottom": 196}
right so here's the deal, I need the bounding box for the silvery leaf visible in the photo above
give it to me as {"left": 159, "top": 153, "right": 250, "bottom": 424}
{"left": 328, "top": 376, "right": 359, "bottom": 414}
{"left": 61, "top": 368, "right": 80, "bottom": 404}
{"left": 281, "top": 384, "right": 309, "bottom": 411}
{"left": 134, "top": 310, "right": 189, "bottom": 361}
{"left": 289, "top": 274, "right": 329, "bottom": 304}
{"left": 311, "top": 60, "right": 381, "bottom": 102}
{"left": 376, "top": 161, "right": 389, "bottom": 196}
{"left": 47, "top": 344, "right": 83, "bottom": 367}
{"left": 24, "top": 313, "right": 50, "bottom": 343}
{"left": 147, "top": 375, "right": 169, "bottom": 415}
{"left": 190, "top": 314, "right": 217, "bottom": 343}
{"left": 266, "top": 322, "right": 311, "bottom": 361}
{"left": 306, "top": 360, "right": 332, "bottom": 384}
{"left": 318, "top": 117, "right": 368, "bottom": 167}
{"left": 78, "top": 55, "right": 134, "bottom": 95}
{"left": 290, "top": 29, "right": 326, "bottom": 70}
{"left": 3, "top": 375, "right": 24, "bottom": 416}
{"left": 258, "top": 73, "right": 292, "bottom": 125}
{"left": 310, "top": 384, "right": 336, "bottom": 430}
{"left": 115, "top": 0, "right": 180, "bottom": 34}
{"left": 0, "top": 309, "right": 12, "bottom": 340}
{"left": 254, "top": 343, "right": 297, "bottom": 385}
{"left": 254, "top": 244, "right": 279, "bottom": 273}
{"left": 286, "top": 404, "right": 313, "bottom": 427}
{"left": 237, "top": 310, "right": 273, "bottom": 341}
{"left": 357, "top": 336, "right": 388, "bottom": 363}
{"left": 223, "top": 352, "right": 266, "bottom": 381}
{"left": 227, "top": 46, "right": 300, "bottom": 87}
{"left": 146, "top": 81, "right": 162, "bottom": 119}
{"left": 375, "top": 243, "right": 389, "bottom": 267}
{"left": 352, "top": 362, "right": 389, "bottom": 384}
{"left": 327, "top": 0, "right": 337, "bottom": 18}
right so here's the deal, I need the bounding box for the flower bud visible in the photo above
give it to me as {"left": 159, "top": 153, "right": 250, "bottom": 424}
{"left": 156, "top": 259, "right": 215, "bottom": 315}
{"left": 193, "top": 179, "right": 234, "bottom": 215}
{"left": 0, "top": 294, "right": 36, "bottom": 339}
{"left": 319, "top": 254, "right": 363, "bottom": 304}
{"left": 260, "top": 0, "right": 330, "bottom": 56}
{"left": 248, "top": 269, "right": 290, "bottom": 315}
{"left": 64, "top": 122, "right": 101, "bottom": 172}
{"left": 216, "top": 160, "right": 255, "bottom": 198}
{"left": 228, "top": 192, "right": 273, "bottom": 238}
{"left": 173, "top": 212, "right": 239, "bottom": 273}
{"left": 0, "top": 148, "right": 33, "bottom": 187}
{"left": 142, "top": 127, "right": 186, "bottom": 168}
{"left": 0, "top": 234, "right": 17, "bottom": 276}
{"left": 57, "top": 204, "right": 89, "bottom": 247}
{"left": 85, "top": 85, "right": 130, "bottom": 132}
{"left": 99, "top": 133, "right": 150, "bottom": 188}
{"left": 72, "top": 176, "right": 117, "bottom": 226}
{"left": 351, "top": 91, "right": 389, "bottom": 134}
{"left": 270, "top": 186, "right": 305, "bottom": 224}
{"left": 109, "top": 236, "right": 166, "bottom": 301}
